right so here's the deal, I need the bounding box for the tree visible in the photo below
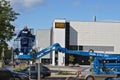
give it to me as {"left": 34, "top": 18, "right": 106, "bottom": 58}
{"left": 0, "top": 0, "right": 19, "bottom": 59}
{"left": 30, "top": 49, "right": 37, "bottom": 64}
{"left": 88, "top": 49, "right": 94, "bottom": 64}
{"left": 69, "top": 55, "right": 75, "bottom": 64}
{"left": 89, "top": 56, "right": 94, "bottom": 63}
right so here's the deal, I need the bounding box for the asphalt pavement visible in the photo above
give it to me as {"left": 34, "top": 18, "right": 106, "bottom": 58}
{"left": 39, "top": 65, "right": 89, "bottom": 80}
{"left": 5, "top": 64, "right": 89, "bottom": 80}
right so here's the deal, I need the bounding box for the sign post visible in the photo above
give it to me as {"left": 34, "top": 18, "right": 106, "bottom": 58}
{"left": 37, "top": 47, "right": 41, "bottom": 80}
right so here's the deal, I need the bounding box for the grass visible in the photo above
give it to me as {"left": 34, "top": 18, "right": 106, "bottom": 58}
{"left": 57, "top": 71, "right": 76, "bottom": 75}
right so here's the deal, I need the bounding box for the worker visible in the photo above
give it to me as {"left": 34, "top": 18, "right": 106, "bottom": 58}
{"left": 17, "top": 26, "right": 32, "bottom": 54}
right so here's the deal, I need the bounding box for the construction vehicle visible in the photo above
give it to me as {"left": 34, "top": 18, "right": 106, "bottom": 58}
{"left": 18, "top": 43, "right": 120, "bottom": 80}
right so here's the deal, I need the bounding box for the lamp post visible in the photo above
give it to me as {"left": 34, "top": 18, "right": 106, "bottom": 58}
{"left": 38, "top": 59, "right": 41, "bottom": 80}
{"left": 11, "top": 47, "right": 15, "bottom": 68}
{"left": 37, "top": 47, "right": 41, "bottom": 80}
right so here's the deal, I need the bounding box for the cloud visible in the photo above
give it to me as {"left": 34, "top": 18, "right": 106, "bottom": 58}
{"left": 23, "top": 0, "right": 44, "bottom": 8}
{"left": 8, "top": 0, "right": 45, "bottom": 9}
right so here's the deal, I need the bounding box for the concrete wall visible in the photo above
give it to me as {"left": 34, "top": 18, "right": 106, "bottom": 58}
{"left": 52, "top": 19, "right": 66, "bottom": 66}
{"left": 36, "top": 29, "right": 51, "bottom": 58}
{"left": 37, "top": 19, "right": 120, "bottom": 66}
{"left": 70, "top": 21, "right": 120, "bottom": 53}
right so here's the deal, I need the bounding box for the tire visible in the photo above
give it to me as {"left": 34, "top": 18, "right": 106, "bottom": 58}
{"left": 40, "top": 74, "right": 44, "bottom": 78}
{"left": 86, "top": 75, "right": 95, "bottom": 80}
{"left": 105, "top": 77, "right": 113, "bottom": 80}
{"left": 9, "top": 77, "right": 15, "bottom": 80}
{"left": 14, "top": 77, "right": 21, "bottom": 80}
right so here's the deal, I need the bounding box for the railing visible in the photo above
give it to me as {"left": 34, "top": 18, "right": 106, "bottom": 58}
{"left": 13, "top": 37, "right": 35, "bottom": 54}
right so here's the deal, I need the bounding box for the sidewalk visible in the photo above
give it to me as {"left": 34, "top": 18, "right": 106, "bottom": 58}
{"left": 46, "top": 65, "right": 90, "bottom": 78}
{"left": 5, "top": 64, "right": 88, "bottom": 80}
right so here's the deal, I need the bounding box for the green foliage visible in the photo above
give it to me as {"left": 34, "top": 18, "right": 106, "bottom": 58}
{"left": 30, "top": 49, "right": 37, "bottom": 63}
{"left": 58, "top": 71, "right": 76, "bottom": 75}
{"left": 89, "top": 56, "right": 94, "bottom": 63}
{"left": 69, "top": 55, "right": 75, "bottom": 63}
{"left": 31, "top": 49, "right": 37, "bottom": 54}
{"left": 0, "top": 0, "right": 19, "bottom": 58}
{"left": 4, "top": 48, "right": 12, "bottom": 59}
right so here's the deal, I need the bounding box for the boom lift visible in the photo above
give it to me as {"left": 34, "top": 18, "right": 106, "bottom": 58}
{"left": 18, "top": 43, "right": 120, "bottom": 80}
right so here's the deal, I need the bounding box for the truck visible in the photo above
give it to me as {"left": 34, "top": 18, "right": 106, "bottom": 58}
{"left": 18, "top": 43, "right": 120, "bottom": 80}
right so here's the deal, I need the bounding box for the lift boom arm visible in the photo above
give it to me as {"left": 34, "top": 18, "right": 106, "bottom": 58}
{"left": 18, "top": 43, "right": 120, "bottom": 59}
{"left": 18, "top": 43, "right": 120, "bottom": 75}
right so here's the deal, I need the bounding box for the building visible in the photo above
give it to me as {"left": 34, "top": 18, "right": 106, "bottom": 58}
{"left": 36, "top": 29, "right": 51, "bottom": 64}
{"left": 36, "top": 19, "right": 120, "bottom": 66}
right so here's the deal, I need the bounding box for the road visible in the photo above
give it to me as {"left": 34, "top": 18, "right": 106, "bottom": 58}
{"left": 30, "top": 65, "right": 89, "bottom": 80}
{"left": 6, "top": 64, "right": 89, "bottom": 80}
{"left": 31, "top": 77, "right": 83, "bottom": 80}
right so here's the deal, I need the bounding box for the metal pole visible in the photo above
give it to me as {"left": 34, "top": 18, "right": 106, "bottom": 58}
{"left": 29, "top": 60, "right": 31, "bottom": 80}
{"left": 11, "top": 47, "right": 15, "bottom": 68}
{"left": 11, "top": 47, "right": 13, "bottom": 64}
{"left": 38, "top": 59, "right": 41, "bottom": 80}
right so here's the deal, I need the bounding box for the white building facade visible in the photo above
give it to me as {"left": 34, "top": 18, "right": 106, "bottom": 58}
{"left": 36, "top": 19, "right": 120, "bottom": 66}
{"left": 52, "top": 19, "right": 66, "bottom": 66}
{"left": 51, "top": 19, "right": 120, "bottom": 66}
{"left": 36, "top": 29, "right": 51, "bottom": 64}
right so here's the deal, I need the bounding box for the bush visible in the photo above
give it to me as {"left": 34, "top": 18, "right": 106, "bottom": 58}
{"left": 57, "top": 71, "right": 76, "bottom": 75}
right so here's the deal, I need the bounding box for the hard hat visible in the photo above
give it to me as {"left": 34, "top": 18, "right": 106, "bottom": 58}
{"left": 24, "top": 26, "right": 28, "bottom": 30}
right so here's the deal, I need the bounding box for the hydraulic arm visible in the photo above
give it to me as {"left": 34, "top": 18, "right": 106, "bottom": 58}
{"left": 18, "top": 43, "right": 120, "bottom": 75}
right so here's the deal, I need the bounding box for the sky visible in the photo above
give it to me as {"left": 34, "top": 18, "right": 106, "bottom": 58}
{"left": 7, "top": 0, "right": 120, "bottom": 33}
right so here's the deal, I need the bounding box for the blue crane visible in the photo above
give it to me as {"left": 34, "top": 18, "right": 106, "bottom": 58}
{"left": 18, "top": 43, "right": 120, "bottom": 76}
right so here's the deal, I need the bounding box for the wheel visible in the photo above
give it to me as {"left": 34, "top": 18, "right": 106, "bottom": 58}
{"left": 14, "top": 77, "right": 21, "bottom": 80}
{"left": 40, "top": 74, "right": 44, "bottom": 78}
{"left": 9, "top": 77, "right": 14, "bottom": 80}
{"left": 105, "top": 77, "right": 113, "bottom": 80}
{"left": 86, "top": 75, "right": 95, "bottom": 80}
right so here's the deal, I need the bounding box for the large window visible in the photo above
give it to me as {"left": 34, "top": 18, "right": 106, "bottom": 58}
{"left": 55, "top": 23, "right": 65, "bottom": 28}
{"left": 69, "top": 45, "right": 78, "bottom": 50}
{"left": 69, "top": 45, "right": 83, "bottom": 50}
